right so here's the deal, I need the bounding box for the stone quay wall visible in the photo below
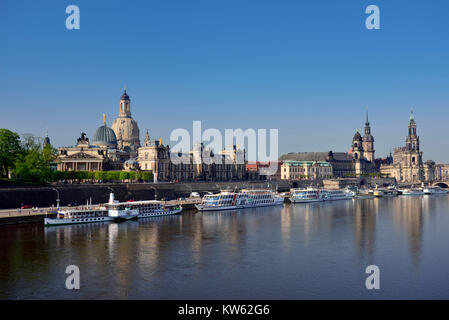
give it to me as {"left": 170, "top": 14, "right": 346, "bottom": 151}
{"left": 0, "top": 177, "right": 395, "bottom": 210}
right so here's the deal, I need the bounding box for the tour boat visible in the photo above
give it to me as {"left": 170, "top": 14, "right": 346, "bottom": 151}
{"left": 238, "top": 189, "right": 285, "bottom": 208}
{"left": 107, "top": 193, "right": 182, "bottom": 220}
{"left": 195, "top": 189, "right": 284, "bottom": 211}
{"left": 135, "top": 202, "right": 182, "bottom": 218}
{"left": 373, "top": 188, "right": 398, "bottom": 197}
{"left": 44, "top": 207, "right": 112, "bottom": 226}
{"left": 289, "top": 187, "right": 326, "bottom": 203}
{"left": 423, "top": 186, "right": 449, "bottom": 195}
{"left": 106, "top": 193, "right": 141, "bottom": 220}
{"left": 320, "top": 189, "right": 353, "bottom": 201}
{"left": 400, "top": 188, "right": 423, "bottom": 196}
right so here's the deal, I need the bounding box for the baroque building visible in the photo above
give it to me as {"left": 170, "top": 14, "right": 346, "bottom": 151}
{"left": 380, "top": 111, "right": 427, "bottom": 183}
{"left": 280, "top": 110, "right": 378, "bottom": 179}
{"left": 111, "top": 89, "right": 141, "bottom": 156}
{"left": 137, "top": 134, "right": 246, "bottom": 182}
{"left": 350, "top": 110, "right": 377, "bottom": 176}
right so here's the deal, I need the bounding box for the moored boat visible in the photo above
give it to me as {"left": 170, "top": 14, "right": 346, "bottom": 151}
{"left": 289, "top": 187, "right": 325, "bottom": 203}
{"left": 44, "top": 207, "right": 112, "bottom": 226}
{"left": 195, "top": 189, "right": 283, "bottom": 211}
{"left": 400, "top": 188, "right": 423, "bottom": 196}
{"left": 423, "top": 186, "right": 449, "bottom": 195}
{"left": 321, "top": 188, "right": 353, "bottom": 201}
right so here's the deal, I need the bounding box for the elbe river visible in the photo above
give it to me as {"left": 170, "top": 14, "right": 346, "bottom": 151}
{"left": 1, "top": 195, "right": 449, "bottom": 299}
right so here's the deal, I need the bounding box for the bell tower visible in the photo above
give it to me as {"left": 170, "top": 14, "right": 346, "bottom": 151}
{"left": 362, "top": 108, "right": 375, "bottom": 162}
{"left": 119, "top": 89, "right": 131, "bottom": 117}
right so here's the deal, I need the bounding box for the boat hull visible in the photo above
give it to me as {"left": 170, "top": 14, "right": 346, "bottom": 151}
{"left": 44, "top": 216, "right": 113, "bottom": 226}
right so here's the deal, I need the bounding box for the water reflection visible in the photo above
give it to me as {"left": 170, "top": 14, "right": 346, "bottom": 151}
{"left": 1, "top": 195, "right": 449, "bottom": 299}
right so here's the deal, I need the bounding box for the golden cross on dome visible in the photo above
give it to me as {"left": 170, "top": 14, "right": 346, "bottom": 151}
{"left": 103, "top": 113, "right": 106, "bottom": 124}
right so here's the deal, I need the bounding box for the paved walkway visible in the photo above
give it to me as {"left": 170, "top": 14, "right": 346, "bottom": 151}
{"left": 0, "top": 198, "right": 202, "bottom": 219}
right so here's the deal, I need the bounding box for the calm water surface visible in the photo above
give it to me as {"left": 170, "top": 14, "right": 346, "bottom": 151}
{"left": 1, "top": 195, "right": 449, "bottom": 299}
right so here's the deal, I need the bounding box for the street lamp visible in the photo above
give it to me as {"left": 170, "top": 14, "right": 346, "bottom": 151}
{"left": 149, "top": 186, "right": 157, "bottom": 200}
{"left": 52, "top": 188, "right": 60, "bottom": 209}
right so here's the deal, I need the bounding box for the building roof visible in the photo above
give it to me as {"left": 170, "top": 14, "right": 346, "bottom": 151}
{"left": 283, "top": 160, "right": 331, "bottom": 167}
{"left": 279, "top": 152, "right": 351, "bottom": 162}
{"left": 92, "top": 125, "right": 117, "bottom": 147}
{"left": 121, "top": 89, "right": 130, "bottom": 101}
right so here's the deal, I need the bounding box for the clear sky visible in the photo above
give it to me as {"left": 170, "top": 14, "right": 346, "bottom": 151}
{"left": 1, "top": 0, "right": 448, "bottom": 162}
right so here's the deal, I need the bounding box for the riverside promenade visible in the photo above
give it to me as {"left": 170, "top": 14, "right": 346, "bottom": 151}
{"left": 0, "top": 198, "right": 202, "bottom": 226}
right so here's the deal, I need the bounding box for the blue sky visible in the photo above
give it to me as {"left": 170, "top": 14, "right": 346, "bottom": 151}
{"left": 1, "top": 0, "right": 448, "bottom": 162}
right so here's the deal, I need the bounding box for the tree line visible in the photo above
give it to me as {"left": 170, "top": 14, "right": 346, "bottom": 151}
{"left": 53, "top": 170, "right": 153, "bottom": 182}
{"left": 0, "top": 128, "right": 153, "bottom": 184}
{"left": 0, "top": 129, "right": 56, "bottom": 183}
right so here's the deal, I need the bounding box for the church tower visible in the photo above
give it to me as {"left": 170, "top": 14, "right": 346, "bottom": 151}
{"left": 362, "top": 108, "right": 375, "bottom": 162}
{"left": 111, "top": 88, "right": 141, "bottom": 156}
{"left": 406, "top": 110, "right": 420, "bottom": 152}
{"left": 352, "top": 130, "right": 363, "bottom": 160}
{"left": 352, "top": 130, "right": 363, "bottom": 176}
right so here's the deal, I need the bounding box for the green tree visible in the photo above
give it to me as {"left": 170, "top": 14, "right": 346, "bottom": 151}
{"left": 0, "top": 129, "right": 22, "bottom": 178}
{"left": 119, "top": 171, "right": 130, "bottom": 181}
{"left": 13, "top": 149, "right": 52, "bottom": 183}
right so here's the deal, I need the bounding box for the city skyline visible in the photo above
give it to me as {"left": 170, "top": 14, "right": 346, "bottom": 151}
{"left": 1, "top": 0, "right": 448, "bottom": 162}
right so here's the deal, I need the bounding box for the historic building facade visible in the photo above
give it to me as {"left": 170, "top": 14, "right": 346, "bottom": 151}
{"left": 279, "top": 111, "right": 378, "bottom": 179}
{"left": 380, "top": 111, "right": 428, "bottom": 183}
{"left": 280, "top": 160, "right": 332, "bottom": 180}
{"left": 349, "top": 111, "right": 377, "bottom": 176}
{"left": 137, "top": 135, "right": 246, "bottom": 182}
{"left": 57, "top": 90, "right": 140, "bottom": 172}
{"left": 57, "top": 131, "right": 127, "bottom": 172}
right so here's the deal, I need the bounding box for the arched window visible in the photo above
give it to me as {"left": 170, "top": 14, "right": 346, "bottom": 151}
{"left": 354, "top": 153, "right": 358, "bottom": 160}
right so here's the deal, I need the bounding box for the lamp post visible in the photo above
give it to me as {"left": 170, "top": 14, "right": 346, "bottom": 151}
{"left": 149, "top": 186, "right": 157, "bottom": 200}
{"left": 52, "top": 188, "right": 60, "bottom": 209}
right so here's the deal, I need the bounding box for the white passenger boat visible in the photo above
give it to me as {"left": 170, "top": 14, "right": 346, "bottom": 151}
{"left": 373, "top": 188, "right": 398, "bottom": 197}
{"left": 44, "top": 207, "right": 112, "bottom": 226}
{"left": 239, "top": 189, "right": 285, "bottom": 208}
{"left": 289, "top": 187, "right": 325, "bottom": 203}
{"left": 400, "top": 188, "right": 423, "bottom": 196}
{"left": 423, "top": 186, "right": 449, "bottom": 195}
{"left": 321, "top": 189, "right": 353, "bottom": 201}
{"left": 195, "top": 189, "right": 283, "bottom": 211}
{"left": 107, "top": 193, "right": 182, "bottom": 220}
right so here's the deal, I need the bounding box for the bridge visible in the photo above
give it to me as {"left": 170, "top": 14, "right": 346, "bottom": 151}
{"left": 397, "top": 181, "right": 449, "bottom": 188}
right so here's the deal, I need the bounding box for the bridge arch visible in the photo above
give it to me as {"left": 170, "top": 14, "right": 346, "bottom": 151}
{"left": 433, "top": 182, "right": 448, "bottom": 188}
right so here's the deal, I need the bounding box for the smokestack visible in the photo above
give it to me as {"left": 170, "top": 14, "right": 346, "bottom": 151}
{"left": 109, "top": 192, "right": 115, "bottom": 204}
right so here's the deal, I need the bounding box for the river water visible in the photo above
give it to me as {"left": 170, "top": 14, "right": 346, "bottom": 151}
{"left": 1, "top": 195, "right": 449, "bottom": 299}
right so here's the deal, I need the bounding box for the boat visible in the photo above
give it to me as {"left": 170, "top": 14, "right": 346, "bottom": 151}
{"left": 44, "top": 207, "right": 112, "bottom": 226}
{"left": 373, "top": 189, "right": 384, "bottom": 197}
{"left": 195, "top": 189, "right": 283, "bottom": 211}
{"left": 423, "top": 186, "right": 449, "bottom": 195}
{"left": 106, "top": 193, "right": 141, "bottom": 220}
{"left": 321, "top": 188, "right": 353, "bottom": 201}
{"left": 135, "top": 202, "right": 182, "bottom": 218}
{"left": 107, "top": 193, "right": 182, "bottom": 220}
{"left": 289, "top": 187, "right": 325, "bottom": 203}
{"left": 373, "top": 188, "right": 398, "bottom": 197}
{"left": 400, "top": 188, "right": 423, "bottom": 196}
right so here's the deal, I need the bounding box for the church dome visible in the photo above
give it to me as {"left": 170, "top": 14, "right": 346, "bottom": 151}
{"left": 353, "top": 131, "right": 362, "bottom": 141}
{"left": 93, "top": 125, "right": 117, "bottom": 148}
{"left": 112, "top": 117, "right": 140, "bottom": 149}
{"left": 121, "top": 90, "right": 130, "bottom": 101}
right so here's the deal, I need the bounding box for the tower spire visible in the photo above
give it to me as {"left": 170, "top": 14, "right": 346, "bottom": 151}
{"left": 365, "top": 106, "right": 369, "bottom": 124}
